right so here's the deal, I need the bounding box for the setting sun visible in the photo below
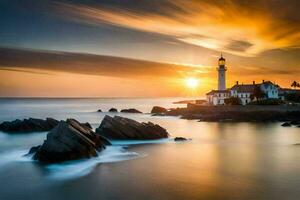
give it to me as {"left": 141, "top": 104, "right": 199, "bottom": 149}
{"left": 185, "top": 78, "right": 199, "bottom": 89}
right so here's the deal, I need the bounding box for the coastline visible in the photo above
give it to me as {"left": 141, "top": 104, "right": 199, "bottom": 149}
{"left": 165, "top": 104, "right": 300, "bottom": 122}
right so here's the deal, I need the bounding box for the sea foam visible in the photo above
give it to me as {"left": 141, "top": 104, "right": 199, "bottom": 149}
{"left": 45, "top": 146, "right": 144, "bottom": 180}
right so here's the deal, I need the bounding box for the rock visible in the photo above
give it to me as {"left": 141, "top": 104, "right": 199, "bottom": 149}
{"left": 97, "top": 109, "right": 102, "bottom": 112}
{"left": 281, "top": 122, "right": 292, "bottom": 127}
{"left": 120, "top": 109, "right": 142, "bottom": 113}
{"left": 291, "top": 121, "right": 300, "bottom": 125}
{"left": 31, "top": 119, "right": 109, "bottom": 163}
{"left": 96, "top": 115, "right": 169, "bottom": 140}
{"left": 151, "top": 106, "right": 167, "bottom": 114}
{"left": 109, "top": 108, "right": 118, "bottom": 112}
{"left": 28, "top": 145, "right": 41, "bottom": 154}
{"left": 151, "top": 113, "right": 166, "bottom": 116}
{"left": 0, "top": 118, "right": 59, "bottom": 133}
{"left": 82, "top": 122, "right": 92, "bottom": 129}
{"left": 174, "top": 137, "right": 188, "bottom": 141}
{"left": 297, "top": 125, "right": 300, "bottom": 128}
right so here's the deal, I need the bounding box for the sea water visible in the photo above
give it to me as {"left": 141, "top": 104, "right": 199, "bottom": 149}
{"left": 0, "top": 98, "right": 300, "bottom": 200}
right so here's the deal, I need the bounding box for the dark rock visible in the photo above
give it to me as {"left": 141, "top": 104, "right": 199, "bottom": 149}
{"left": 82, "top": 122, "right": 92, "bottom": 129}
{"left": 28, "top": 145, "right": 41, "bottom": 154}
{"left": 120, "top": 109, "right": 142, "bottom": 113}
{"left": 291, "top": 121, "right": 300, "bottom": 125}
{"left": 281, "top": 122, "right": 292, "bottom": 127}
{"left": 97, "top": 109, "right": 102, "bottom": 112}
{"left": 151, "top": 106, "right": 167, "bottom": 114}
{"left": 98, "top": 135, "right": 111, "bottom": 145}
{"left": 96, "top": 115, "right": 169, "bottom": 140}
{"left": 297, "top": 125, "right": 300, "bottom": 128}
{"left": 32, "top": 119, "right": 108, "bottom": 163}
{"left": 0, "top": 118, "right": 59, "bottom": 133}
{"left": 174, "top": 137, "right": 188, "bottom": 141}
{"left": 181, "top": 114, "right": 202, "bottom": 120}
{"left": 151, "top": 113, "right": 166, "bottom": 116}
{"left": 109, "top": 108, "right": 118, "bottom": 112}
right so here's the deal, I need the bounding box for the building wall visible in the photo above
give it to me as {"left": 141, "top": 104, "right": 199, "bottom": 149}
{"left": 207, "top": 93, "right": 230, "bottom": 105}
{"left": 230, "top": 90, "right": 251, "bottom": 105}
{"left": 260, "top": 84, "right": 279, "bottom": 99}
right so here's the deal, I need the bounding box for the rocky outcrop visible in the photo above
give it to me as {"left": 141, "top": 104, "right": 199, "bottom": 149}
{"left": 109, "top": 108, "right": 118, "bottom": 112}
{"left": 96, "top": 115, "right": 169, "bottom": 140}
{"left": 120, "top": 109, "right": 142, "bottom": 113}
{"left": 174, "top": 137, "right": 188, "bottom": 141}
{"left": 82, "top": 122, "right": 92, "bottom": 129}
{"left": 281, "top": 122, "right": 292, "bottom": 127}
{"left": 291, "top": 121, "right": 300, "bottom": 125}
{"left": 31, "top": 119, "right": 110, "bottom": 163}
{"left": 151, "top": 106, "right": 167, "bottom": 114}
{"left": 162, "top": 104, "right": 300, "bottom": 122}
{"left": 28, "top": 145, "right": 41, "bottom": 154}
{"left": 0, "top": 118, "right": 59, "bottom": 133}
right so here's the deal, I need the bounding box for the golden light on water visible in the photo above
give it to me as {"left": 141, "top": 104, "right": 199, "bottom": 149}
{"left": 185, "top": 78, "right": 199, "bottom": 89}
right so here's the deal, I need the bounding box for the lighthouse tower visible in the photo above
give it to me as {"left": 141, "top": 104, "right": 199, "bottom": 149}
{"left": 217, "top": 54, "right": 227, "bottom": 90}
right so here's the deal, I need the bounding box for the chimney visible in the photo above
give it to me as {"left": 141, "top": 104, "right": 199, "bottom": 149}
{"left": 236, "top": 81, "right": 239, "bottom": 85}
{"left": 253, "top": 81, "right": 255, "bottom": 85}
{"left": 263, "top": 80, "right": 265, "bottom": 83}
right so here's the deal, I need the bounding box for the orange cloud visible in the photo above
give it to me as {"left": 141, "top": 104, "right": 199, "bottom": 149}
{"left": 53, "top": 0, "right": 300, "bottom": 56}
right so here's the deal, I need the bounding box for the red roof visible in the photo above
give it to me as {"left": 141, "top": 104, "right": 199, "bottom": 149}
{"left": 230, "top": 84, "right": 256, "bottom": 93}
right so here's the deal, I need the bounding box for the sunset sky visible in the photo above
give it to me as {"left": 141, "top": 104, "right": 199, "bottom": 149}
{"left": 1, "top": 0, "right": 300, "bottom": 97}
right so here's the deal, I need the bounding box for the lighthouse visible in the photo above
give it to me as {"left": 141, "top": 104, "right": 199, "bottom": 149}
{"left": 217, "top": 54, "right": 227, "bottom": 90}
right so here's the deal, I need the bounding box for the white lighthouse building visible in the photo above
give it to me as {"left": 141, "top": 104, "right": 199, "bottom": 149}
{"left": 206, "top": 54, "right": 230, "bottom": 105}
{"left": 217, "top": 54, "right": 227, "bottom": 90}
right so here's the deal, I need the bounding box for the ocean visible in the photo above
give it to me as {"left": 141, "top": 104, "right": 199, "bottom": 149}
{"left": 0, "top": 98, "right": 300, "bottom": 200}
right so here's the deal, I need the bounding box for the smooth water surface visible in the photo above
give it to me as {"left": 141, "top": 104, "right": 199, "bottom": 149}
{"left": 0, "top": 98, "right": 300, "bottom": 200}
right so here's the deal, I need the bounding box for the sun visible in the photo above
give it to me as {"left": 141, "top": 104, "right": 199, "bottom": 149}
{"left": 185, "top": 78, "right": 199, "bottom": 89}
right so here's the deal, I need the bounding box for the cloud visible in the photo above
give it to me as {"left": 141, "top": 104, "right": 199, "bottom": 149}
{"left": 0, "top": 47, "right": 210, "bottom": 78}
{"left": 0, "top": 67, "right": 53, "bottom": 75}
{"left": 50, "top": 0, "right": 300, "bottom": 57}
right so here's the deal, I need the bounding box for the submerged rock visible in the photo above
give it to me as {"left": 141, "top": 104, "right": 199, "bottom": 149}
{"left": 291, "top": 121, "right": 300, "bottom": 125}
{"left": 109, "top": 108, "right": 118, "bottom": 112}
{"left": 0, "top": 118, "right": 59, "bottom": 133}
{"left": 120, "top": 109, "right": 142, "bottom": 113}
{"left": 96, "top": 115, "right": 169, "bottom": 140}
{"left": 281, "top": 122, "right": 292, "bottom": 127}
{"left": 31, "top": 119, "right": 110, "bottom": 163}
{"left": 151, "top": 106, "right": 167, "bottom": 114}
{"left": 174, "top": 137, "right": 188, "bottom": 141}
{"left": 151, "top": 113, "right": 166, "bottom": 116}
